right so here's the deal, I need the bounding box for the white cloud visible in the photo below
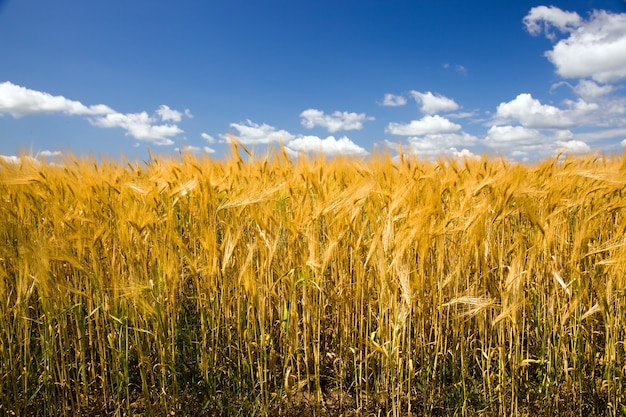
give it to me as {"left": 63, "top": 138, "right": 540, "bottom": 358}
{"left": 495, "top": 94, "right": 565, "bottom": 128}
{"left": 299, "top": 109, "right": 374, "bottom": 132}
{"left": 0, "top": 81, "right": 113, "bottom": 117}
{"left": 0, "top": 155, "right": 24, "bottom": 164}
{"left": 556, "top": 140, "right": 590, "bottom": 154}
{"left": 452, "top": 148, "right": 476, "bottom": 158}
{"left": 494, "top": 93, "right": 599, "bottom": 129}
{"left": 0, "top": 154, "right": 41, "bottom": 165}
{"left": 386, "top": 115, "right": 461, "bottom": 136}
{"left": 484, "top": 125, "right": 547, "bottom": 157}
{"left": 525, "top": 7, "right": 626, "bottom": 82}
{"left": 156, "top": 105, "right": 185, "bottom": 122}
{"left": 447, "top": 111, "right": 478, "bottom": 119}
{"left": 201, "top": 132, "right": 216, "bottom": 143}
{"left": 286, "top": 135, "right": 368, "bottom": 157}
{"left": 410, "top": 91, "right": 459, "bottom": 114}
{"left": 381, "top": 93, "right": 407, "bottom": 106}
{"left": 222, "top": 119, "right": 369, "bottom": 157}
{"left": 523, "top": 6, "right": 582, "bottom": 39}
{"left": 577, "top": 127, "right": 626, "bottom": 143}
{"left": 551, "top": 80, "right": 615, "bottom": 100}
{"left": 399, "top": 132, "right": 479, "bottom": 159}
{"left": 176, "top": 145, "right": 216, "bottom": 155}
{"left": 225, "top": 120, "right": 295, "bottom": 145}
{"left": 39, "top": 150, "right": 62, "bottom": 158}
{"left": 483, "top": 125, "right": 582, "bottom": 160}
{"left": 621, "top": 139, "right": 626, "bottom": 148}
{"left": 443, "top": 63, "right": 468, "bottom": 75}
{"left": 573, "top": 80, "right": 614, "bottom": 100}
{"left": 0, "top": 81, "right": 186, "bottom": 146}
{"left": 551, "top": 81, "right": 626, "bottom": 128}
{"left": 90, "top": 111, "right": 182, "bottom": 145}
{"left": 562, "top": 98, "right": 600, "bottom": 114}
{"left": 486, "top": 125, "right": 544, "bottom": 147}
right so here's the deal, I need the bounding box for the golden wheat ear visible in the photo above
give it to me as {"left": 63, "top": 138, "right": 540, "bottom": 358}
{"left": 0, "top": 152, "right": 624, "bottom": 415}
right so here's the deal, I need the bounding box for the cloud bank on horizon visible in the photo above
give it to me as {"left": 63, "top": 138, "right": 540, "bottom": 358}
{"left": 1, "top": 4, "right": 625, "bottom": 162}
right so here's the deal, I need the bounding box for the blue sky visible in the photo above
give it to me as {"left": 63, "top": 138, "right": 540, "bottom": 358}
{"left": 1, "top": 0, "right": 626, "bottom": 162}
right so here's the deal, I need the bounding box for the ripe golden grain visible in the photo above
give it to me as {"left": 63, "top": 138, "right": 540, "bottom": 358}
{"left": 0, "top": 150, "right": 624, "bottom": 416}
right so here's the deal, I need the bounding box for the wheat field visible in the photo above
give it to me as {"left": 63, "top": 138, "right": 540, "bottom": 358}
{"left": 0, "top": 147, "right": 625, "bottom": 416}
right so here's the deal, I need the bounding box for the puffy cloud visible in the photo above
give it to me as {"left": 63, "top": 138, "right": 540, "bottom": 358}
{"left": 0, "top": 154, "right": 38, "bottom": 165}
{"left": 523, "top": 6, "right": 582, "bottom": 39}
{"left": 495, "top": 94, "right": 566, "bottom": 128}
{"left": 0, "top": 153, "right": 65, "bottom": 165}
{"left": 401, "top": 132, "right": 479, "bottom": 159}
{"left": 494, "top": 93, "right": 598, "bottom": 129}
{"left": 381, "top": 93, "right": 407, "bottom": 106}
{"left": 156, "top": 105, "right": 186, "bottom": 122}
{"left": 90, "top": 111, "right": 182, "bottom": 145}
{"left": 0, "top": 81, "right": 114, "bottom": 117}
{"left": 176, "top": 145, "right": 216, "bottom": 155}
{"left": 201, "top": 132, "right": 216, "bottom": 143}
{"left": 410, "top": 91, "right": 459, "bottom": 114}
{"left": 485, "top": 125, "right": 544, "bottom": 148}
{"left": 223, "top": 119, "right": 368, "bottom": 157}
{"left": 39, "top": 150, "right": 63, "bottom": 159}
{"left": 556, "top": 140, "right": 590, "bottom": 154}
{"left": 484, "top": 125, "right": 583, "bottom": 160}
{"left": 299, "top": 109, "right": 374, "bottom": 132}
{"left": 524, "top": 7, "right": 626, "bottom": 82}
{"left": 0, "top": 81, "right": 186, "bottom": 145}
{"left": 0, "top": 155, "right": 19, "bottom": 164}
{"left": 386, "top": 115, "right": 461, "bottom": 136}
{"left": 551, "top": 80, "right": 615, "bottom": 100}
{"left": 226, "top": 120, "right": 295, "bottom": 144}
{"left": 484, "top": 126, "right": 548, "bottom": 161}
{"left": 452, "top": 148, "right": 477, "bottom": 158}
{"left": 573, "top": 80, "right": 614, "bottom": 100}
{"left": 286, "top": 135, "right": 368, "bottom": 157}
